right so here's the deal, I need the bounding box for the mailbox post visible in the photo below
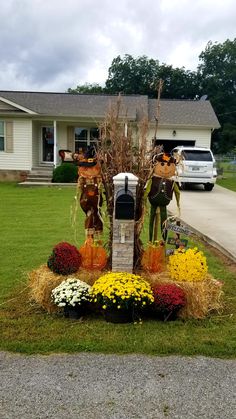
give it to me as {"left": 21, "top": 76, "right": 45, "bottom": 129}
{"left": 112, "top": 172, "right": 138, "bottom": 272}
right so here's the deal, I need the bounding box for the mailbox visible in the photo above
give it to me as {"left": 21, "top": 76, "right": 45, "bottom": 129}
{"left": 115, "top": 176, "right": 135, "bottom": 220}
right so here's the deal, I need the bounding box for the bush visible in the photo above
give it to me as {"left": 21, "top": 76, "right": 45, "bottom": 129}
{"left": 51, "top": 277, "right": 91, "bottom": 308}
{"left": 152, "top": 283, "right": 186, "bottom": 319}
{"left": 168, "top": 247, "right": 208, "bottom": 282}
{"left": 91, "top": 272, "right": 154, "bottom": 311}
{"left": 47, "top": 242, "right": 81, "bottom": 275}
{"left": 52, "top": 163, "right": 78, "bottom": 183}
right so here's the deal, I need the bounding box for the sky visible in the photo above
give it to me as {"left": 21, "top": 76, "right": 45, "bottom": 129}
{"left": 0, "top": 0, "right": 235, "bottom": 93}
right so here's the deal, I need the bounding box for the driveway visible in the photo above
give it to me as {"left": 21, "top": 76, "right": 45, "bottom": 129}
{"left": 168, "top": 184, "right": 236, "bottom": 262}
{"left": 0, "top": 352, "right": 236, "bottom": 419}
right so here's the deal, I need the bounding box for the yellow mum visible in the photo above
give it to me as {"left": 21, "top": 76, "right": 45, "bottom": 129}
{"left": 168, "top": 247, "right": 208, "bottom": 282}
{"left": 91, "top": 272, "right": 154, "bottom": 310}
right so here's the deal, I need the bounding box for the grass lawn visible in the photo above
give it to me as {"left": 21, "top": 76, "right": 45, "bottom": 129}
{"left": 216, "top": 161, "right": 236, "bottom": 192}
{"left": 0, "top": 183, "right": 236, "bottom": 357}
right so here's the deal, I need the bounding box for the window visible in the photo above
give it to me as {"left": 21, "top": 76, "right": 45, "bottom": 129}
{"left": 42, "top": 126, "right": 54, "bottom": 162}
{"left": 75, "top": 128, "right": 88, "bottom": 152}
{"left": 182, "top": 150, "right": 213, "bottom": 161}
{"left": 74, "top": 127, "right": 99, "bottom": 153}
{"left": 0, "top": 121, "right": 4, "bottom": 151}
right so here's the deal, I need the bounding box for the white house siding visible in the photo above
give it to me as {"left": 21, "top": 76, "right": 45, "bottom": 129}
{"left": 0, "top": 119, "right": 32, "bottom": 170}
{"left": 32, "top": 121, "right": 40, "bottom": 167}
{"left": 57, "top": 123, "right": 68, "bottom": 150}
{"left": 147, "top": 127, "right": 212, "bottom": 148}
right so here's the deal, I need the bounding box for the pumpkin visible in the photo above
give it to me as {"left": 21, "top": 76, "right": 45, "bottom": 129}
{"left": 141, "top": 242, "right": 165, "bottom": 273}
{"left": 79, "top": 238, "right": 107, "bottom": 271}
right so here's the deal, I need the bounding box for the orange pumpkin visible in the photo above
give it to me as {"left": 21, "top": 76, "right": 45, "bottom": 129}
{"left": 141, "top": 243, "right": 165, "bottom": 273}
{"left": 79, "top": 238, "right": 108, "bottom": 271}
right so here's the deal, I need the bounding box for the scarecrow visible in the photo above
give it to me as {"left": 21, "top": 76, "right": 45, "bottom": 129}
{"left": 76, "top": 147, "right": 103, "bottom": 239}
{"left": 147, "top": 151, "right": 180, "bottom": 242}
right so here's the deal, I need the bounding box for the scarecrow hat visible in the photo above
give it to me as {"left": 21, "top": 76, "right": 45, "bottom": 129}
{"left": 153, "top": 152, "right": 176, "bottom": 164}
{"left": 78, "top": 145, "right": 97, "bottom": 167}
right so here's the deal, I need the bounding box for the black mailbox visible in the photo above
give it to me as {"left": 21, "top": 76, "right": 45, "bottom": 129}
{"left": 115, "top": 176, "right": 135, "bottom": 220}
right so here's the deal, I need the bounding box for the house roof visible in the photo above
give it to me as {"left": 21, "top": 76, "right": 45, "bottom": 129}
{"left": 0, "top": 91, "right": 147, "bottom": 120}
{"left": 148, "top": 99, "right": 220, "bottom": 128}
{"left": 0, "top": 90, "right": 220, "bottom": 128}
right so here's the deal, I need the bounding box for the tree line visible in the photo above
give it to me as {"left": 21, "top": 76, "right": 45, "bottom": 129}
{"left": 68, "top": 39, "right": 236, "bottom": 153}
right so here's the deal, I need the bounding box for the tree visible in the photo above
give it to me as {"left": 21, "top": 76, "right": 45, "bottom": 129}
{"left": 105, "top": 55, "right": 199, "bottom": 99}
{"left": 105, "top": 54, "right": 160, "bottom": 96}
{"left": 157, "top": 64, "right": 200, "bottom": 99}
{"left": 67, "top": 83, "right": 104, "bottom": 94}
{"left": 197, "top": 39, "right": 236, "bottom": 152}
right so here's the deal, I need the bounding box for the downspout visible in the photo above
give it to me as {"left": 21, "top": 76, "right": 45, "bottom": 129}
{"left": 53, "top": 120, "right": 57, "bottom": 167}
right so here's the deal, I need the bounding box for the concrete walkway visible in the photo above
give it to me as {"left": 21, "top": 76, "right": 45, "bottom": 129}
{"left": 168, "top": 184, "right": 236, "bottom": 262}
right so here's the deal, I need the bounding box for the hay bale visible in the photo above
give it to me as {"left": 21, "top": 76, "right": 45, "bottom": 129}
{"left": 28, "top": 265, "right": 65, "bottom": 313}
{"left": 28, "top": 265, "right": 103, "bottom": 313}
{"left": 144, "top": 271, "right": 224, "bottom": 319}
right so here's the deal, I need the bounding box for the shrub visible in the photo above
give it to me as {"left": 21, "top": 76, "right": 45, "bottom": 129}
{"left": 47, "top": 242, "right": 81, "bottom": 275}
{"left": 51, "top": 277, "right": 91, "bottom": 307}
{"left": 52, "top": 163, "right": 78, "bottom": 183}
{"left": 152, "top": 283, "right": 186, "bottom": 319}
{"left": 91, "top": 272, "right": 154, "bottom": 311}
{"left": 168, "top": 247, "right": 208, "bottom": 282}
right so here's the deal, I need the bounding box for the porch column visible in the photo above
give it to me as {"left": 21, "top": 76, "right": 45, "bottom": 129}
{"left": 53, "top": 120, "right": 57, "bottom": 167}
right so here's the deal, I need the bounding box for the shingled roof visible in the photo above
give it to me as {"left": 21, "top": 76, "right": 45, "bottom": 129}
{"left": 0, "top": 91, "right": 220, "bottom": 128}
{"left": 149, "top": 99, "right": 220, "bottom": 128}
{"left": 0, "top": 91, "right": 148, "bottom": 120}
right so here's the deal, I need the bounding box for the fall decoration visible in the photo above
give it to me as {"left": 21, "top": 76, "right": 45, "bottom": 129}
{"left": 79, "top": 238, "right": 107, "bottom": 271}
{"left": 28, "top": 265, "right": 65, "bottom": 313}
{"left": 141, "top": 241, "right": 165, "bottom": 273}
{"left": 47, "top": 242, "right": 81, "bottom": 275}
{"left": 91, "top": 272, "right": 154, "bottom": 313}
{"left": 152, "top": 283, "right": 186, "bottom": 320}
{"left": 51, "top": 277, "right": 91, "bottom": 308}
{"left": 168, "top": 247, "right": 208, "bottom": 282}
{"left": 146, "top": 270, "right": 223, "bottom": 319}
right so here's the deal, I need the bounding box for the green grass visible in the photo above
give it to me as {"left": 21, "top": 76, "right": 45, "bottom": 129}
{"left": 0, "top": 183, "right": 236, "bottom": 357}
{"left": 216, "top": 161, "right": 236, "bottom": 191}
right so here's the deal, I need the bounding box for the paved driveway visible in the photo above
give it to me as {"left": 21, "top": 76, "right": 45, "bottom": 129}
{"left": 168, "top": 184, "right": 236, "bottom": 262}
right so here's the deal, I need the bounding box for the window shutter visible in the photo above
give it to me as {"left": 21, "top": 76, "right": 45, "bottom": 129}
{"left": 5, "top": 121, "right": 14, "bottom": 153}
{"left": 67, "top": 126, "right": 74, "bottom": 151}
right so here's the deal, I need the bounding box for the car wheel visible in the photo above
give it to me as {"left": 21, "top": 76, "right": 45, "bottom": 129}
{"left": 204, "top": 183, "right": 214, "bottom": 191}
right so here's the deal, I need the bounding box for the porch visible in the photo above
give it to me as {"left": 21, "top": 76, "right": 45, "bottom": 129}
{"left": 32, "top": 120, "right": 100, "bottom": 169}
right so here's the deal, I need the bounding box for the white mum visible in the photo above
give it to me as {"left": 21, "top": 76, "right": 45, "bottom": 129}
{"left": 52, "top": 277, "right": 91, "bottom": 307}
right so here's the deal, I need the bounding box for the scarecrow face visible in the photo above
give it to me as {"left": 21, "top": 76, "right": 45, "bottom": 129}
{"left": 153, "top": 154, "right": 176, "bottom": 178}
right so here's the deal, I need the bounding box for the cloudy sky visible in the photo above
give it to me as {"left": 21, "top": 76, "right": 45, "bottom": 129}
{"left": 0, "top": 0, "right": 235, "bottom": 92}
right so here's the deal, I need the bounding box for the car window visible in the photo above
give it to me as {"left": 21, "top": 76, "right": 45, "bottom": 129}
{"left": 182, "top": 150, "right": 213, "bottom": 161}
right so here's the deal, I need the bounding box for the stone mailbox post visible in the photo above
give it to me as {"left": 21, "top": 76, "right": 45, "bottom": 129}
{"left": 112, "top": 172, "right": 138, "bottom": 272}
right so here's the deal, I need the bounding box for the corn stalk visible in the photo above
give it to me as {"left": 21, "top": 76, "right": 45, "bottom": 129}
{"left": 97, "top": 96, "right": 152, "bottom": 267}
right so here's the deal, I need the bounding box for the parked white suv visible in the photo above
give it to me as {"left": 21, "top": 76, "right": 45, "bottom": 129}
{"left": 172, "top": 146, "right": 217, "bottom": 191}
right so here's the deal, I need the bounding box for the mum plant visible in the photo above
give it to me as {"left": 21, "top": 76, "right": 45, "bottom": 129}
{"left": 47, "top": 242, "right": 81, "bottom": 275}
{"left": 168, "top": 247, "right": 208, "bottom": 282}
{"left": 51, "top": 277, "right": 91, "bottom": 308}
{"left": 152, "top": 283, "right": 186, "bottom": 320}
{"left": 91, "top": 272, "right": 154, "bottom": 313}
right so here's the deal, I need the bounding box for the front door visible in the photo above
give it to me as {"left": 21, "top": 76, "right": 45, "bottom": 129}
{"left": 42, "top": 127, "right": 54, "bottom": 162}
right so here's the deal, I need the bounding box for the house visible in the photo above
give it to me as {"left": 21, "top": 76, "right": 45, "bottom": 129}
{"left": 0, "top": 90, "right": 220, "bottom": 181}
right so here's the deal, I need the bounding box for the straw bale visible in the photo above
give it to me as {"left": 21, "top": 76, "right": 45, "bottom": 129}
{"left": 28, "top": 265, "right": 103, "bottom": 313}
{"left": 144, "top": 271, "right": 224, "bottom": 319}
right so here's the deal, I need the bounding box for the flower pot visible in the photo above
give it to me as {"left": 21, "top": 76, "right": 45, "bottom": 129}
{"left": 154, "top": 309, "right": 178, "bottom": 321}
{"left": 104, "top": 308, "right": 133, "bottom": 323}
{"left": 63, "top": 306, "right": 84, "bottom": 319}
